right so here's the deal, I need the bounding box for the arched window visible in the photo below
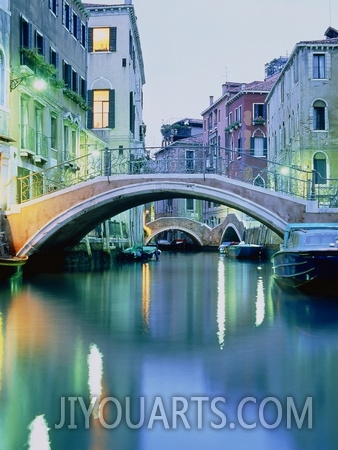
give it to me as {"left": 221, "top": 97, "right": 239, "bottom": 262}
{"left": 254, "top": 175, "right": 265, "bottom": 188}
{"left": 313, "top": 152, "right": 327, "bottom": 184}
{"left": 313, "top": 100, "right": 326, "bottom": 130}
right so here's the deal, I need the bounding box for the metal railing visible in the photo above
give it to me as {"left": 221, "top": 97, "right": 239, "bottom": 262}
{"left": 15, "top": 146, "right": 338, "bottom": 208}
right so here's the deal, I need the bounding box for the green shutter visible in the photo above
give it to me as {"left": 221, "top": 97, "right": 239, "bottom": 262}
{"left": 109, "top": 90, "right": 115, "bottom": 128}
{"left": 109, "top": 27, "right": 117, "bottom": 52}
{"left": 87, "top": 90, "right": 93, "bottom": 129}
{"left": 263, "top": 137, "right": 267, "bottom": 157}
{"left": 88, "top": 28, "right": 93, "bottom": 52}
{"left": 250, "top": 137, "right": 254, "bottom": 155}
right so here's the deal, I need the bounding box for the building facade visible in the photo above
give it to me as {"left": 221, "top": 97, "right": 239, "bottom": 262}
{"left": 4, "top": 0, "right": 105, "bottom": 209}
{"left": 266, "top": 28, "right": 338, "bottom": 203}
{"left": 84, "top": 1, "right": 147, "bottom": 245}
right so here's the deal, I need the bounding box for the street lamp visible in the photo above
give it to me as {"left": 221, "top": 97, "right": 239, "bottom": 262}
{"left": 10, "top": 74, "right": 47, "bottom": 91}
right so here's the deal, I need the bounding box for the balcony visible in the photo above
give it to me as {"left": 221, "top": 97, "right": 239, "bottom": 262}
{"left": 252, "top": 117, "right": 266, "bottom": 125}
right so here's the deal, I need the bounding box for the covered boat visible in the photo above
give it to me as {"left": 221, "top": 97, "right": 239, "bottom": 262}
{"left": 271, "top": 223, "right": 338, "bottom": 295}
{"left": 227, "top": 242, "right": 267, "bottom": 259}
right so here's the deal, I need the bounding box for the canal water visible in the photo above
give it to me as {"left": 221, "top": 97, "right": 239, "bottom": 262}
{"left": 0, "top": 252, "right": 338, "bottom": 450}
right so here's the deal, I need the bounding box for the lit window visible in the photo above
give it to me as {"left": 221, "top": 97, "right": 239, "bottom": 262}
{"left": 93, "top": 28, "right": 110, "bottom": 52}
{"left": 93, "top": 90, "right": 109, "bottom": 128}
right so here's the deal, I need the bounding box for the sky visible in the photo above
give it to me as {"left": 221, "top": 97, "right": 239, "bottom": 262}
{"left": 86, "top": 0, "right": 338, "bottom": 147}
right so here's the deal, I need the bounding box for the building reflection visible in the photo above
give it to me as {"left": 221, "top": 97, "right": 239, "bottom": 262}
{"left": 216, "top": 257, "right": 226, "bottom": 349}
{"left": 142, "top": 263, "right": 151, "bottom": 333}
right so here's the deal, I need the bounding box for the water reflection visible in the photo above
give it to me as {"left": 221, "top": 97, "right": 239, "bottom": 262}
{"left": 28, "top": 415, "right": 51, "bottom": 450}
{"left": 87, "top": 344, "right": 103, "bottom": 419}
{"left": 0, "top": 254, "right": 338, "bottom": 449}
{"left": 255, "top": 271, "right": 265, "bottom": 327}
{"left": 216, "top": 257, "right": 226, "bottom": 349}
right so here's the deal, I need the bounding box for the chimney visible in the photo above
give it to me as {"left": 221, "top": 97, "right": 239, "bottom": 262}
{"left": 209, "top": 96, "right": 214, "bottom": 106}
{"left": 125, "top": 0, "right": 132, "bottom": 4}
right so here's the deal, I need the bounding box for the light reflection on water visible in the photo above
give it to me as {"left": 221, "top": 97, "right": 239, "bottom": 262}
{"left": 0, "top": 252, "right": 338, "bottom": 449}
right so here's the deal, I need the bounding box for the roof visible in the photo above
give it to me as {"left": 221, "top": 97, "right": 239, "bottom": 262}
{"left": 266, "top": 28, "right": 338, "bottom": 101}
{"left": 155, "top": 133, "right": 203, "bottom": 155}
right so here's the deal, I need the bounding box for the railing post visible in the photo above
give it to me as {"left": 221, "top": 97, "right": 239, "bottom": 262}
{"left": 310, "top": 169, "right": 316, "bottom": 200}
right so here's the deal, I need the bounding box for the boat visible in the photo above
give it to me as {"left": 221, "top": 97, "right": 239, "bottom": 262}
{"left": 156, "top": 238, "right": 197, "bottom": 252}
{"left": 0, "top": 255, "right": 28, "bottom": 266}
{"left": 227, "top": 242, "right": 267, "bottom": 259}
{"left": 117, "top": 244, "right": 160, "bottom": 262}
{"left": 218, "top": 241, "right": 237, "bottom": 255}
{"left": 271, "top": 223, "right": 338, "bottom": 295}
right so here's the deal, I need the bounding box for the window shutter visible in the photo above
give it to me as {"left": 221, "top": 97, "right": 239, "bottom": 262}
{"left": 109, "top": 89, "right": 115, "bottom": 128}
{"left": 27, "top": 23, "right": 33, "bottom": 48}
{"left": 62, "top": 0, "right": 65, "bottom": 25}
{"left": 263, "top": 137, "right": 267, "bottom": 156}
{"left": 87, "top": 90, "right": 93, "bottom": 129}
{"left": 56, "top": 0, "right": 59, "bottom": 16}
{"left": 49, "top": 0, "right": 52, "bottom": 9}
{"left": 88, "top": 28, "right": 93, "bottom": 52}
{"left": 69, "top": 7, "right": 73, "bottom": 32}
{"left": 263, "top": 104, "right": 267, "bottom": 120}
{"left": 109, "top": 27, "right": 117, "bottom": 52}
{"left": 250, "top": 137, "right": 254, "bottom": 155}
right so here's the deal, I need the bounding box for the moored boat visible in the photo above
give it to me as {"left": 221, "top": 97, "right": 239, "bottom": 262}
{"left": 227, "top": 242, "right": 267, "bottom": 259}
{"left": 117, "top": 244, "right": 160, "bottom": 262}
{"left": 271, "top": 223, "right": 338, "bottom": 295}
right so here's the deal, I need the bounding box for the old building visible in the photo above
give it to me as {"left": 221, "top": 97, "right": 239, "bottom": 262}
{"left": 266, "top": 28, "right": 338, "bottom": 201}
{"left": 200, "top": 63, "right": 285, "bottom": 229}
{"left": 6, "top": 0, "right": 105, "bottom": 208}
{"left": 84, "top": 1, "right": 147, "bottom": 244}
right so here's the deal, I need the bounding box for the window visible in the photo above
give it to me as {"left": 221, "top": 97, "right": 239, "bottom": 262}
{"left": 87, "top": 89, "right": 115, "bottom": 129}
{"left": 35, "top": 31, "right": 44, "bottom": 55}
{"left": 253, "top": 104, "right": 265, "bottom": 120}
{"left": 63, "top": 60, "right": 72, "bottom": 88}
{"left": 186, "top": 198, "right": 194, "bottom": 211}
{"left": 80, "top": 77, "right": 86, "bottom": 100}
{"left": 49, "top": 0, "right": 58, "bottom": 15}
{"left": 313, "top": 54, "right": 325, "bottom": 79}
{"left": 20, "top": 16, "right": 32, "bottom": 51}
{"left": 81, "top": 22, "right": 86, "bottom": 48}
{"left": 72, "top": 12, "right": 79, "bottom": 38}
{"left": 313, "top": 100, "right": 326, "bottom": 130}
{"left": 93, "top": 90, "right": 109, "bottom": 128}
{"left": 90, "top": 27, "right": 117, "bottom": 52}
{"left": 93, "top": 28, "right": 109, "bottom": 51}
{"left": 313, "top": 152, "right": 327, "bottom": 184}
{"left": 185, "top": 150, "right": 194, "bottom": 172}
{"left": 62, "top": 1, "right": 70, "bottom": 31}
{"left": 50, "top": 47, "right": 58, "bottom": 70}
{"left": 51, "top": 116, "right": 58, "bottom": 149}
{"left": 72, "top": 69, "right": 78, "bottom": 93}
{"left": 250, "top": 135, "right": 267, "bottom": 157}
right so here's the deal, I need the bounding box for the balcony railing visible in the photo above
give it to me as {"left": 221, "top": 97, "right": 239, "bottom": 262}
{"left": 20, "top": 125, "right": 48, "bottom": 161}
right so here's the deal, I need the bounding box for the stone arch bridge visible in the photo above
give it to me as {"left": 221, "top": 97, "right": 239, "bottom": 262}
{"left": 4, "top": 173, "right": 338, "bottom": 257}
{"left": 145, "top": 214, "right": 246, "bottom": 246}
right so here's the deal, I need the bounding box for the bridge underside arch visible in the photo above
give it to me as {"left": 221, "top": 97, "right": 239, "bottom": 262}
{"left": 145, "top": 226, "right": 204, "bottom": 246}
{"left": 6, "top": 175, "right": 309, "bottom": 256}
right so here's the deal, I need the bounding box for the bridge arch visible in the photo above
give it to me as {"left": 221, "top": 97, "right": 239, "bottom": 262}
{"left": 5, "top": 174, "right": 324, "bottom": 256}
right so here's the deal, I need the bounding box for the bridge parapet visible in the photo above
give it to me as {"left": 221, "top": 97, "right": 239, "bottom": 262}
{"left": 13, "top": 146, "right": 338, "bottom": 209}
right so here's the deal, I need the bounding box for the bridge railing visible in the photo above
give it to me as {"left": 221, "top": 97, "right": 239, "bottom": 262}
{"left": 15, "top": 147, "right": 338, "bottom": 207}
